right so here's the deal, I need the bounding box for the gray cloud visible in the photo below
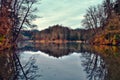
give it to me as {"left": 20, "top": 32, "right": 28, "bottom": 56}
{"left": 33, "top": 0, "right": 103, "bottom": 30}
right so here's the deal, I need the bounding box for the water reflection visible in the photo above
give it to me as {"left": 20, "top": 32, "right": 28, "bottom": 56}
{"left": 80, "top": 52, "right": 107, "bottom": 80}
{"left": 0, "top": 43, "right": 120, "bottom": 80}
{"left": 88, "top": 45, "right": 120, "bottom": 80}
{"left": 77, "top": 45, "right": 120, "bottom": 80}
{"left": 0, "top": 49, "right": 40, "bottom": 80}
{"left": 35, "top": 43, "right": 88, "bottom": 58}
{"left": 18, "top": 56, "right": 41, "bottom": 80}
{"left": 34, "top": 43, "right": 120, "bottom": 80}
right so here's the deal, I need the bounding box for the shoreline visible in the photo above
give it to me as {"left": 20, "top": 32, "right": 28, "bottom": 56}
{"left": 28, "top": 40, "right": 85, "bottom": 44}
{"left": 27, "top": 40, "right": 120, "bottom": 46}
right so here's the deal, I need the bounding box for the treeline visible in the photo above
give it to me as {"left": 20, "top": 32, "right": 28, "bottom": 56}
{"left": 21, "top": 25, "right": 86, "bottom": 41}
{"left": 81, "top": 0, "right": 120, "bottom": 45}
{"left": 33, "top": 24, "right": 94, "bottom": 41}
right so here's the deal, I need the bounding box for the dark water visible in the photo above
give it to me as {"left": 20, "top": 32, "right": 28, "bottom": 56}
{"left": 0, "top": 42, "right": 120, "bottom": 80}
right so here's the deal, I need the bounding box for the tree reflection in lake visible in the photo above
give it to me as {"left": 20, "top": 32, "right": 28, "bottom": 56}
{"left": 88, "top": 45, "right": 120, "bottom": 80}
{"left": 34, "top": 43, "right": 86, "bottom": 57}
{"left": 34, "top": 43, "right": 120, "bottom": 80}
{"left": 1, "top": 42, "right": 120, "bottom": 80}
{"left": 0, "top": 49, "right": 40, "bottom": 80}
{"left": 80, "top": 52, "right": 107, "bottom": 80}
{"left": 17, "top": 55, "right": 41, "bottom": 80}
{"left": 77, "top": 45, "right": 120, "bottom": 80}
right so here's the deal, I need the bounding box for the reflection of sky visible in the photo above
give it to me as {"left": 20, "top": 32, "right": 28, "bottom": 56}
{"left": 20, "top": 51, "right": 87, "bottom": 80}
{"left": 33, "top": 0, "right": 103, "bottom": 30}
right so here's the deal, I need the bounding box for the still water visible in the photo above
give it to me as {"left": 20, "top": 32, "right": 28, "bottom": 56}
{"left": 0, "top": 42, "right": 120, "bottom": 80}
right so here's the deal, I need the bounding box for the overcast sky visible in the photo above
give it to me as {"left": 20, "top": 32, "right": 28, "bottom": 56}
{"left": 33, "top": 0, "right": 103, "bottom": 31}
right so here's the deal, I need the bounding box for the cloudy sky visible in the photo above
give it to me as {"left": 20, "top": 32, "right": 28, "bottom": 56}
{"left": 33, "top": 0, "right": 103, "bottom": 31}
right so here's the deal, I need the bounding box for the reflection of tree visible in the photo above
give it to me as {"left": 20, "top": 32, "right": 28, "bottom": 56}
{"left": 0, "top": 49, "right": 40, "bottom": 80}
{"left": 19, "top": 43, "right": 120, "bottom": 80}
{"left": 13, "top": 52, "right": 27, "bottom": 80}
{"left": 81, "top": 52, "right": 107, "bottom": 80}
{"left": 78, "top": 45, "right": 120, "bottom": 80}
{"left": 35, "top": 43, "right": 85, "bottom": 58}
{"left": 19, "top": 42, "right": 93, "bottom": 58}
{"left": 13, "top": 53, "right": 40, "bottom": 80}
{"left": 19, "top": 56, "right": 40, "bottom": 80}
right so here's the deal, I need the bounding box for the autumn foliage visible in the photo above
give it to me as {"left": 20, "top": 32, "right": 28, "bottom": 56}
{"left": 82, "top": 0, "right": 120, "bottom": 45}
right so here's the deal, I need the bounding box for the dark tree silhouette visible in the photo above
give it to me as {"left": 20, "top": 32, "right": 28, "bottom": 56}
{"left": 80, "top": 52, "right": 107, "bottom": 80}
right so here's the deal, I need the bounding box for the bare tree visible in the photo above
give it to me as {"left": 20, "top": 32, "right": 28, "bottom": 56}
{"left": 82, "top": 3, "right": 109, "bottom": 32}
{"left": 114, "top": 0, "right": 120, "bottom": 14}
{"left": 103, "top": 0, "right": 114, "bottom": 18}
{"left": 87, "top": 6, "right": 98, "bottom": 29}
{"left": 82, "top": 14, "right": 96, "bottom": 33}
{"left": 96, "top": 4, "right": 107, "bottom": 30}
{"left": 82, "top": 6, "right": 99, "bottom": 33}
{"left": 11, "top": 0, "right": 39, "bottom": 42}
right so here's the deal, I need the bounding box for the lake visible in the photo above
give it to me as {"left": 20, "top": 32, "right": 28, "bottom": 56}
{"left": 0, "top": 42, "right": 120, "bottom": 80}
